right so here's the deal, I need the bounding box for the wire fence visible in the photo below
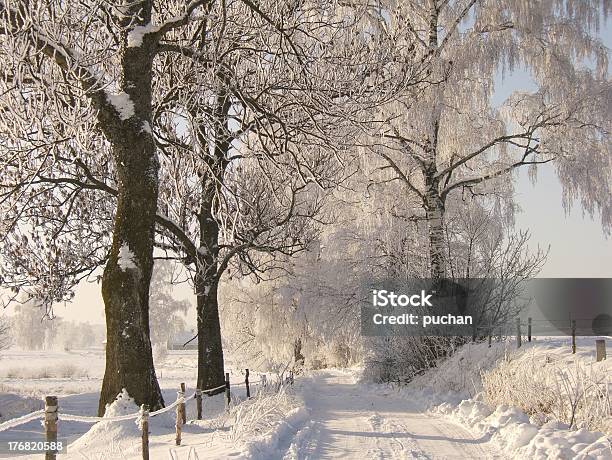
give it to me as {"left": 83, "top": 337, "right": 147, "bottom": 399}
{"left": 469, "top": 316, "right": 609, "bottom": 362}
{"left": 0, "top": 369, "right": 295, "bottom": 459}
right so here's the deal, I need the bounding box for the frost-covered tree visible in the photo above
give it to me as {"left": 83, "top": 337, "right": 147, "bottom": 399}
{"left": 0, "top": 0, "right": 429, "bottom": 395}
{"left": 9, "top": 300, "right": 48, "bottom": 350}
{"left": 0, "top": 314, "right": 11, "bottom": 351}
{"left": 147, "top": 0, "right": 431, "bottom": 391}
{"left": 0, "top": 0, "right": 231, "bottom": 413}
{"left": 148, "top": 262, "right": 189, "bottom": 347}
{"left": 362, "top": 0, "right": 611, "bottom": 279}
{"left": 232, "top": 176, "right": 546, "bottom": 378}
{"left": 221, "top": 232, "right": 366, "bottom": 371}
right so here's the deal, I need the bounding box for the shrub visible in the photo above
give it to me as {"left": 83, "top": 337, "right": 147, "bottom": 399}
{"left": 482, "top": 350, "right": 611, "bottom": 434}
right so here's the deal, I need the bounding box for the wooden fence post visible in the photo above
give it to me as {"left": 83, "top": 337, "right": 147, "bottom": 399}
{"left": 225, "top": 372, "right": 231, "bottom": 409}
{"left": 44, "top": 396, "right": 58, "bottom": 460}
{"left": 196, "top": 388, "right": 202, "bottom": 420}
{"left": 516, "top": 318, "right": 522, "bottom": 349}
{"left": 571, "top": 320, "right": 576, "bottom": 354}
{"left": 180, "top": 382, "right": 186, "bottom": 425}
{"left": 245, "top": 369, "right": 250, "bottom": 398}
{"left": 140, "top": 404, "right": 149, "bottom": 460}
{"left": 487, "top": 330, "right": 492, "bottom": 348}
{"left": 528, "top": 317, "right": 532, "bottom": 342}
{"left": 596, "top": 339, "right": 606, "bottom": 362}
{"left": 175, "top": 384, "right": 184, "bottom": 446}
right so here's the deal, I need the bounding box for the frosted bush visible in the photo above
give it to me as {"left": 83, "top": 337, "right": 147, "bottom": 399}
{"left": 2, "top": 362, "right": 89, "bottom": 379}
{"left": 226, "top": 386, "right": 301, "bottom": 442}
{"left": 363, "top": 336, "right": 467, "bottom": 384}
{"left": 482, "top": 351, "right": 611, "bottom": 434}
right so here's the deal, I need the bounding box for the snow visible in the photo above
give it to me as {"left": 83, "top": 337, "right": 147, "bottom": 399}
{"left": 141, "top": 120, "right": 152, "bottom": 134}
{"left": 106, "top": 92, "right": 135, "bottom": 120}
{"left": 0, "top": 350, "right": 286, "bottom": 459}
{"left": 0, "top": 393, "right": 43, "bottom": 422}
{"left": 127, "top": 23, "right": 159, "bottom": 48}
{"left": 288, "top": 369, "right": 503, "bottom": 458}
{"left": 117, "top": 244, "right": 137, "bottom": 271}
{"left": 1, "top": 343, "right": 610, "bottom": 459}
{"left": 69, "top": 389, "right": 142, "bottom": 455}
{"left": 406, "top": 338, "right": 612, "bottom": 460}
{"left": 435, "top": 400, "right": 612, "bottom": 459}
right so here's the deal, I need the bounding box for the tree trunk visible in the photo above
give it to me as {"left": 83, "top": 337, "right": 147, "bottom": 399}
{"left": 97, "top": 8, "right": 163, "bottom": 415}
{"left": 195, "top": 211, "right": 225, "bottom": 393}
{"left": 195, "top": 271, "right": 225, "bottom": 393}
{"left": 424, "top": 170, "right": 446, "bottom": 280}
{"left": 193, "top": 87, "right": 230, "bottom": 394}
{"left": 98, "top": 136, "right": 164, "bottom": 415}
{"left": 294, "top": 338, "right": 305, "bottom": 366}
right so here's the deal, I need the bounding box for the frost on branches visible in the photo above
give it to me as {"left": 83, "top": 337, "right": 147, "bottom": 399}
{"left": 357, "top": 0, "right": 611, "bottom": 279}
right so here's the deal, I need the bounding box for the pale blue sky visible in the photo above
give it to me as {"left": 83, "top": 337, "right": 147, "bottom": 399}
{"left": 493, "top": 16, "right": 612, "bottom": 278}
{"left": 492, "top": 65, "right": 612, "bottom": 278}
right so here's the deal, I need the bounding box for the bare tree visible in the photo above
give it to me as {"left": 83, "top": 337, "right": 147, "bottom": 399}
{"left": 443, "top": 201, "right": 548, "bottom": 333}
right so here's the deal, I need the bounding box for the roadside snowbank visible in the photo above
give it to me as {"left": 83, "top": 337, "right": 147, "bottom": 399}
{"left": 405, "top": 338, "right": 612, "bottom": 459}
{"left": 241, "top": 406, "right": 310, "bottom": 459}
{"left": 225, "top": 383, "right": 308, "bottom": 459}
{"left": 69, "top": 389, "right": 143, "bottom": 456}
{"left": 435, "top": 399, "right": 611, "bottom": 459}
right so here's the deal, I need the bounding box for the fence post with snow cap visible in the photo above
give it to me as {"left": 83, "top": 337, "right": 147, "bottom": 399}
{"left": 44, "top": 395, "right": 58, "bottom": 460}
{"left": 596, "top": 339, "right": 606, "bottom": 362}
{"left": 245, "top": 369, "right": 250, "bottom": 398}
{"left": 196, "top": 388, "right": 202, "bottom": 420}
{"left": 225, "top": 372, "right": 231, "bottom": 409}
{"left": 516, "top": 318, "right": 522, "bottom": 349}
{"left": 140, "top": 404, "right": 149, "bottom": 460}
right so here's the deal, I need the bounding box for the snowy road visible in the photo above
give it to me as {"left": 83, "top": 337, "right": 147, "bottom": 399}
{"left": 283, "top": 370, "right": 504, "bottom": 460}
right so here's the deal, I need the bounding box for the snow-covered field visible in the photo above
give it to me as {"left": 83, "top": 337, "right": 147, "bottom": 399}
{"left": 0, "top": 349, "right": 279, "bottom": 458}
{"left": 1, "top": 339, "right": 611, "bottom": 459}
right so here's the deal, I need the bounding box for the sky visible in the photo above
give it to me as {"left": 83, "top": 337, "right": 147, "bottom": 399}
{"left": 492, "top": 67, "right": 612, "bottom": 279}
{"left": 3, "top": 10, "right": 612, "bottom": 326}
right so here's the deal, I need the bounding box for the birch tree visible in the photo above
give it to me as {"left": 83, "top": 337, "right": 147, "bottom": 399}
{"left": 362, "top": 0, "right": 611, "bottom": 279}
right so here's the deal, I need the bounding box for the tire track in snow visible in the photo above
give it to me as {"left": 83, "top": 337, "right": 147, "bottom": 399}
{"left": 282, "top": 370, "right": 504, "bottom": 459}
